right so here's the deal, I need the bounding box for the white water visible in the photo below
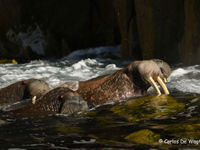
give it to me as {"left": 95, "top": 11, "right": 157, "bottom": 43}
{"left": 168, "top": 65, "right": 200, "bottom": 94}
{"left": 0, "top": 45, "right": 121, "bottom": 90}
{"left": 0, "top": 46, "right": 200, "bottom": 94}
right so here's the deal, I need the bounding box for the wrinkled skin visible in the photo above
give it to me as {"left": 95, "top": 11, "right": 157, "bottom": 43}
{"left": 77, "top": 59, "right": 171, "bottom": 105}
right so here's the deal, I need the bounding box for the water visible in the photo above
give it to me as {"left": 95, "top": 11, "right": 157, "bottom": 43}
{"left": 0, "top": 46, "right": 200, "bottom": 149}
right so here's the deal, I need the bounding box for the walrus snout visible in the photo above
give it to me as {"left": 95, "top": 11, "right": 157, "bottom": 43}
{"left": 152, "top": 59, "right": 171, "bottom": 82}
{"left": 59, "top": 91, "right": 88, "bottom": 114}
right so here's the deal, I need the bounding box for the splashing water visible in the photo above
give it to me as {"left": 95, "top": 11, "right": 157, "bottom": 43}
{"left": 168, "top": 65, "right": 200, "bottom": 94}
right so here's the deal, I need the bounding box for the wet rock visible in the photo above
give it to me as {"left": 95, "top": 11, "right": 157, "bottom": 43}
{"left": 125, "top": 129, "right": 160, "bottom": 145}
{"left": 111, "top": 95, "right": 185, "bottom": 122}
{"left": 179, "top": 0, "right": 200, "bottom": 65}
{"left": 114, "top": 0, "right": 141, "bottom": 59}
{"left": 56, "top": 124, "right": 84, "bottom": 134}
{"left": 0, "top": 59, "right": 17, "bottom": 64}
{"left": 134, "top": 0, "right": 184, "bottom": 63}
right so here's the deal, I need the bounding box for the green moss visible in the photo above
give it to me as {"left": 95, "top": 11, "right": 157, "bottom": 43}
{"left": 56, "top": 124, "right": 84, "bottom": 134}
{"left": 111, "top": 95, "right": 185, "bottom": 122}
{"left": 85, "top": 110, "right": 97, "bottom": 117}
{"left": 125, "top": 129, "right": 160, "bottom": 145}
{"left": 0, "top": 59, "right": 18, "bottom": 64}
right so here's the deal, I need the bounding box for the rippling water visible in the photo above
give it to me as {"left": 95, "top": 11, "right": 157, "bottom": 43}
{"left": 0, "top": 46, "right": 200, "bottom": 149}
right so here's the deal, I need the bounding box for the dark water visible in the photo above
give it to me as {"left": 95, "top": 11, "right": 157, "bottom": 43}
{"left": 0, "top": 93, "right": 200, "bottom": 150}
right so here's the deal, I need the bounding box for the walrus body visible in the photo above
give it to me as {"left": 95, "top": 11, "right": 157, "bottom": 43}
{"left": 78, "top": 70, "right": 138, "bottom": 105}
{"left": 3, "top": 87, "right": 88, "bottom": 117}
{"left": 77, "top": 59, "right": 171, "bottom": 105}
{"left": 0, "top": 78, "right": 50, "bottom": 105}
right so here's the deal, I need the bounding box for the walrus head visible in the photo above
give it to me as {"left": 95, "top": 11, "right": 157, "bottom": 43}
{"left": 152, "top": 59, "right": 171, "bottom": 81}
{"left": 26, "top": 79, "right": 51, "bottom": 100}
{"left": 126, "top": 59, "right": 171, "bottom": 95}
{"left": 59, "top": 91, "right": 88, "bottom": 114}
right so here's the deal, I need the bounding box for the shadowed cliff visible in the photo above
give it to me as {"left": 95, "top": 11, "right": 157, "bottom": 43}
{"left": 0, "top": 0, "right": 199, "bottom": 65}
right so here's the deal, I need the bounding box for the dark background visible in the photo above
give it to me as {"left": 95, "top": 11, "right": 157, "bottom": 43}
{"left": 0, "top": 0, "right": 199, "bottom": 65}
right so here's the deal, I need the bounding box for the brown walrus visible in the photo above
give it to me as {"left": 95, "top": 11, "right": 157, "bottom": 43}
{"left": 0, "top": 78, "right": 50, "bottom": 105}
{"left": 77, "top": 59, "right": 171, "bottom": 105}
{"left": 2, "top": 87, "right": 88, "bottom": 116}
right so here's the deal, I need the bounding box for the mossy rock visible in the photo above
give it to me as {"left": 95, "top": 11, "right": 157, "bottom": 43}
{"left": 111, "top": 95, "right": 185, "bottom": 122}
{"left": 125, "top": 129, "right": 160, "bottom": 145}
{"left": 56, "top": 124, "right": 84, "bottom": 134}
{"left": 0, "top": 59, "right": 18, "bottom": 64}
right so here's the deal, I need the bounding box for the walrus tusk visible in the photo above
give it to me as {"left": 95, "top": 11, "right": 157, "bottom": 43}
{"left": 157, "top": 76, "right": 169, "bottom": 95}
{"left": 149, "top": 77, "right": 161, "bottom": 95}
{"left": 32, "top": 96, "right": 37, "bottom": 104}
{"left": 163, "top": 78, "right": 167, "bottom": 83}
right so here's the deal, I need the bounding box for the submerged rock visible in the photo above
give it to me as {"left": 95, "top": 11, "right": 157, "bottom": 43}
{"left": 56, "top": 124, "right": 84, "bottom": 134}
{"left": 111, "top": 95, "right": 185, "bottom": 122}
{"left": 125, "top": 129, "right": 160, "bottom": 145}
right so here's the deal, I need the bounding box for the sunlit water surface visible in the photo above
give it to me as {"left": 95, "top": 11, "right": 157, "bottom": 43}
{"left": 0, "top": 46, "right": 200, "bottom": 149}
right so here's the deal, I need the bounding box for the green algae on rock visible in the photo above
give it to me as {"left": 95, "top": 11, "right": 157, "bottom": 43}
{"left": 56, "top": 124, "right": 84, "bottom": 134}
{"left": 111, "top": 95, "right": 185, "bottom": 122}
{"left": 125, "top": 129, "right": 160, "bottom": 145}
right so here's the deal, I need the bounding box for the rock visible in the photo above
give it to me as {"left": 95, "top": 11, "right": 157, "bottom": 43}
{"left": 0, "top": 0, "right": 199, "bottom": 64}
{"left": 114, "top": 0, "right": 141, "bottom": 59}
{"left": 133, "top": 0, "right": 184, "bottom": 63}
{"left": 179, "top": 0, "right": 200, "bottom": 65}
{"left": 0, "top": 59, "right": 17, "bottom": 64}
{"left": 125, "top": 129, "right": 160, "bottom": 145}
{"left": 110, "top": 95, "right": 185, "bottom": 122}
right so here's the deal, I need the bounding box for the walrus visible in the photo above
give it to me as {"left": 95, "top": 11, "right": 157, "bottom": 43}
{"left": 0, "top": 78, "right": 50, "bottom": 105}
{"left": 0, "top": 59, "right": 170, "bottom": 115}
{"left": 77, "top": 59, "right": 171, "bottom": 105}
{"left": 1, "top": 87, "right": 88, "bottom": 116}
